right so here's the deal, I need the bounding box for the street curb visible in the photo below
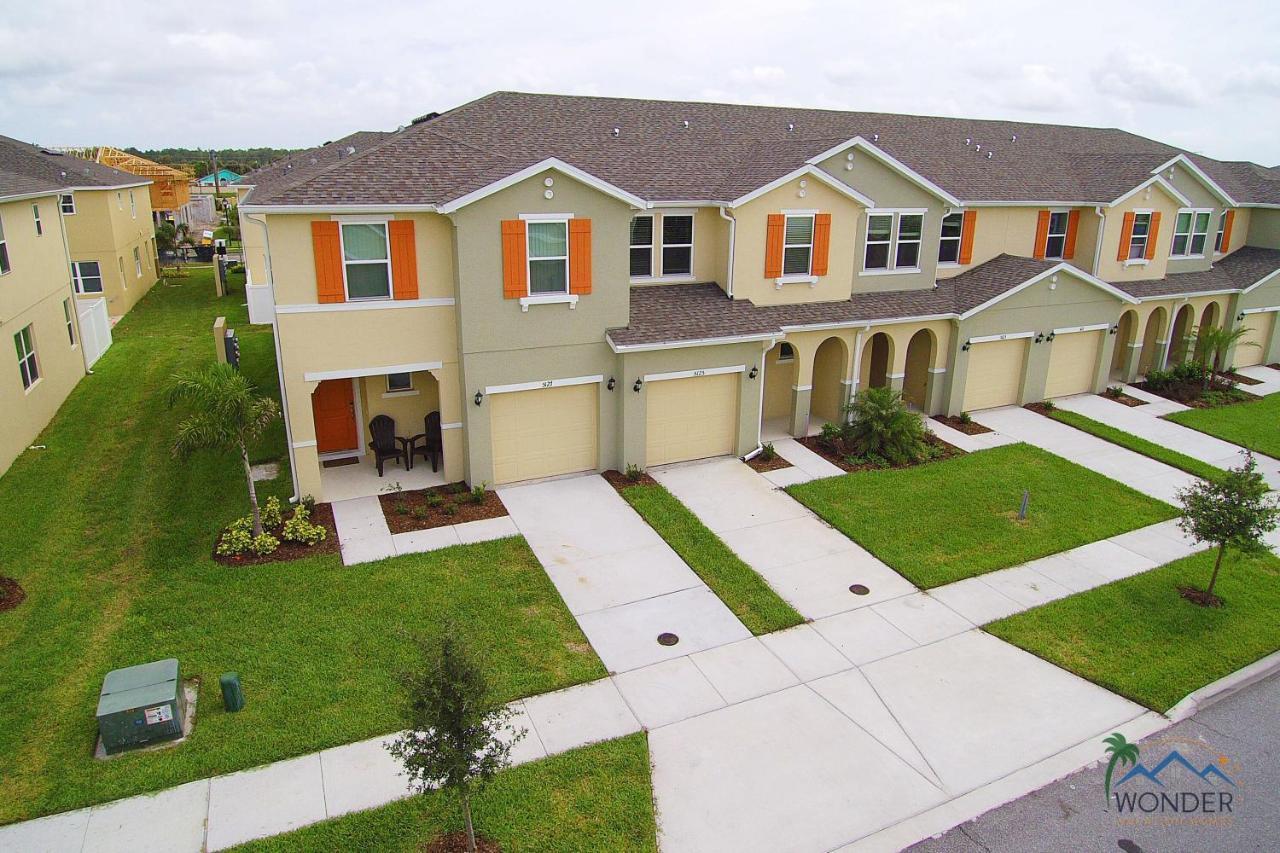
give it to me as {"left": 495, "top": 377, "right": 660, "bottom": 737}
{"left": 1165, "top": 648, "right": 1280, "bottom": 722}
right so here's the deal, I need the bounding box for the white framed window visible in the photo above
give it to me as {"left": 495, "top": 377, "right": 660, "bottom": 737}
{"left": 116, "top": 192, "right": 123, "bottom": 210}
{"left": 0, "top": 211, "right": 9, "bottom": 275}
{"left": 1044, "top": 211, "right": 1070, "bottom": 260}
{"left": 63, "top": 298, "right": 76, "bottom": 346}
{"left": 32, "top": 203, "right": 43, "bottom": 236}
{"left": 1214, "top": 211, "right": 1228, "bottom": 253}
{"left": 629, "top": 215, "right": 653, "bottom": 278}
{"left": 661, "top": 214, "right": 693, "bottom": 277}
{"left": 783, "top": 214, "right": 815, "bottom": 275}
{"left": 339, "top": 222, "right": 392, "bottom": 300}
{"left": 1171, "top": 209, "right": 1212, "bottom": 257}
{"left": 864, "top": 210, "right": 926, "bottom": 272}
{"left": 72, "top": 261, "right": 104, "bottom": 293}
{"left": 864, "top": 213, "right": 894, "bottom": 269}
{"left": 117, "top": 257, "right": 126, "bottom": 287}
{"left": 938, "top": 212, "right": 963, "bottom": 263}
{"left": 129, "top": 190, "right": 136, "bottom": 219}
{"left": 60, "top": 193, "right": 75, "bottom": 215}
{"left": 527, "top": 219, "right": 569, "bottom": 294}
{"left": 776, "top": 342, "right": 796, "bottom": 363}
{"left": 1128, "top": 212, "right": 1152, "bottom": 260}
{"left": 895, "top": 213, "right": 924, "bottom": 269}
{"left": 386, "top": 372, "right": 413, "bottom": 393}
{"left": 15, "top": 324, "right": 39, "bottom": 390}
{"left": 133, "top": 246, "right": 142, "bottom": 277}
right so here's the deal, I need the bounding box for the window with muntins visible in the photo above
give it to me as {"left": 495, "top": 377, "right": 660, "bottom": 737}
{"left": 133, "top": 247, "right": 142, "bottom": 277}
{"left": 528, "top": 220, "right": 569, "bottom": 294}
{"left": 783, "top": 214, "right": 814, "bottom": 275}
{"left": 32, "top": 203, "right": 42, "bottom": 236}
{"left": 938, "top": 212, "right": 962, "bottom": 263}
{"left": 341, "top": 222, "right": 392, "bottom": 299}
{"left": 129, "top": 191, "right": 136, "bottom": 219}
{"left": 895, "top": 214, "right": 923, "bottom": 269}
{"left": 60, "top": 193, "right": 75, "bottom": 215}
{"left": 1214, "top": 212, "right": 1227, "bottom": 252}
{"left": 864, "top": 214, "right": 894, "bottom": 269}
{"left": 0, "top": 212, "right": 9, "bottom": 274}
{"left": 72, "top": 261, "right": 103, "bottom": 293}
{"left": 1171, "top": 210, "right": 1211, "bottom": 257}
{"left": 15, "top": 324, "right": 38, "bottom": 390}
{"left": 1044, "top": 211, "right": 1070, "bottom": 260}
{"left": 1128, "top": 213, "right": 1152, "bottom": 260}
{"left": 661, "top": 215, "right": 693, "bottom": 276}
{"left": 630, "top": 215, "right": 653, "bottom": 277}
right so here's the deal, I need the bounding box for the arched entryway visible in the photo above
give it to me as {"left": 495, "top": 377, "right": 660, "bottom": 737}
{"left": 859, "top": 332, "right": 893, "bottom": 391}
{"left": 1139, "top": 307, "right": 1167, "bottom": 376}
{"left": 762, "top": 341, "right": 797, "bottom": 437}
{"left": 1111, "top": 310, "right": 1137, "bottom": 379}
{"left": 1168, "top": 304, "right": 1195, "bottom": 366}
{"left": 810, "top": 337, "right": 849, "bottom": 425}
{"left": 1194, "top": 302, "right": 1221, "bottom": 363}
{"left": 903, "top": 329, "right": 935, "bottom": 410}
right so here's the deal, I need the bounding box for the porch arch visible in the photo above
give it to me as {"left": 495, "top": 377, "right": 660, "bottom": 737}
{"left": 1139, "top": 306, "right": 1167, "bottom": 376}
{"left": 811, "top": 336, "right": 850, "bottom": 424}
{"left": 859, "top": 332, "right": 893, "bottom": 391}
{"left": 1111, "top": 310, "right": 1137, "bottom": 378}
{"left": 902, "top": 329, "right": 936, "bottom": 409}
{"left": 1168, "top": 304, "right": 1195, "bottom": 366}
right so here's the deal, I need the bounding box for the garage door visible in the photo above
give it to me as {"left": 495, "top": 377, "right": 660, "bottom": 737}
{"left": 490, "top": 383, "right": 598, "bottom": 484}
{"left": 1234, "top": 314, "right": 1273, "bottom": 367}
{"left": 646, "top": 373, "right": 739, "bottom": 466}
{"left": 1045, "top": 330, "right": 1103, "bottom": 398}
{"left": 963, "top": 338, "right": 1028, "bottom": 411}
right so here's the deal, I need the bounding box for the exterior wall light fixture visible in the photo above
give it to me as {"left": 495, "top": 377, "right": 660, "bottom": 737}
{"left": 607, "top": 377, "right": 616, "bottom": 391}
{"left": 748, "top": 365, "right": 759, "bottom": 379}
{"left": 1046, "top": 332, "right": 1056, "bottom": 342}
{"left": 961, "top": 340, "right": 971, "bottom": 352}
{"left": 1109, "top": 324, "right": 1119, "bottom": 335}
{"left": 1238, "top": 312, "right": 1247, "bottom": 322}
{"left": 633, "top": 378, "right": 643, "bottom": 393}
{"left": 474, "top": 391, "right": 483, "bottom": 406}
{"left": 1035, "top": 333, "right": 1045, "bottom": 344}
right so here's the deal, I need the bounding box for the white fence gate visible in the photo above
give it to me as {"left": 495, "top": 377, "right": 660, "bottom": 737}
{"left": 77, "top": 297, "right": 112, "bottom": 367}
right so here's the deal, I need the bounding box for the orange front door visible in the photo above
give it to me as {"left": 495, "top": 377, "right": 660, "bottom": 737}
{"left": 313, "top": 379, "right": 358, "bottom": 453}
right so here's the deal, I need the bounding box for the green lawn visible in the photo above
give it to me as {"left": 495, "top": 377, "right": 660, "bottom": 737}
{"left": 618, "top": 482, "right": 803, "bottom": 634}
{"left": 235, "top": 734, "right": 657, "bottom": 852}
{"left": 1166, "top": 393, "right": 1280, "bottom": 459}
{"left": 987, "top": 550, "right": 1280, "bottom": 711}
{"left": 787, "top": 443, "right": 1177, "bottom": 588}
{"left": 1047, "top": 409, "right": 1225, "bottom": 483}
{"left": 0, "top": 269, "right": 603, "bottom": 825}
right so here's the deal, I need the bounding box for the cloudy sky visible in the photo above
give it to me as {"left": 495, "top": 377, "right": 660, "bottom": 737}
{"left": 3, "top": 0, "right": 1279, "bottom": 164}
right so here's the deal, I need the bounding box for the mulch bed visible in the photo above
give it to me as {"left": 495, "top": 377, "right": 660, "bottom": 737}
{"left": 212, "top": 502, "right": 340, "bottom": 566}
{"left": 0, "top": 576, "right": 26, "bottom": 612}
{"left": 602, "top": 469, "right": 659, "bottom": 491}
{"left": 797, "top": 432, "right": 963, "bottom": 473}
{"left": 424, "top": 832, "right": 501, "bottom": 853}
{"left": 933, "top": 414, "right": 992, "bottom": 435}
{"left": 1024, "top": 402, "right": 1057, "bottom": 417}
{"left": 1178, "top": 585, "right": 1223, "bottom": 607}
{"left": 1100, "top": 391, "right": 1147, "bottom": 407}
{"left": 1268, "top": 363, "right": 1280, "bottom": 371}
{"left": 1222, "top": 371, "right": 1262, "bottom": 386}
{"left": 1131, "top": 379, "right": 1253, "bottom": 409}
{"left": 746, "top": 452, "right": 792, "bottom": 472}
{"left": 378, "top": 483, "right": 508, "bottom": 533}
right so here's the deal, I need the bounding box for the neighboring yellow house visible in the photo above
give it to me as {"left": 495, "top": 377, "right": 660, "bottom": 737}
{"left": 61, "top": 180, "right": 160, "bottom": 319}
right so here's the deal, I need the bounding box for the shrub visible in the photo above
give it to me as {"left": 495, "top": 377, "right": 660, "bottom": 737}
{"left": 818, "top": 420, "right": 845, "bottom": 451}
{"left": 958, "top": 411, "right": 973, "bottom": 425}
{"left": 261, "top": 495, "right": 283, "bottom": 529}
{"left": 394, "top": 501, "right": 410, "bottom": 515}
{"left": 1040, "top": 399, "right": 1057, "bottom": 411}
{"left": 411, "top": 505, "right": 430, "bottom": 521}
{"left": 842, "top": 386, "right": 926, "bottom": 465}
{"left": 299, "top": 494, "right": 317, "bottom": 513}
{"left": 760, "top": 442, "right": 777, "bottom": 461}
{"left": 216, "top": 520, "right": 254, "bottom": 556}
{"left": 1104, "top": 386, "right": 1124, "bottom": 399}
{"left": 281, "top": 504, "right": 327, "bottom": 546}
{"left": 625, "top": 463, "right": 645, "bottom": 481}
{"left": 425, "top": 492, "right": 444, "bottom": 509}
{"left": 251, "top": 533, "right": 280, "bottom": 556}
{"left": 441, "top": 501, "right": 458, "bottom": 517}
{"left": 469, "top": 483, "right": 487, "bottom": 505}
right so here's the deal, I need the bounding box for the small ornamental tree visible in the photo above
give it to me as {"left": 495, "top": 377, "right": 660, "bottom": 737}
{"left": 388, "top": 631, "right": 524, "bottom": 853}
{"left": 1175, "top": 452, "right": 1279, "bottom": 605}
{"left": 1194, "top": 325, "right": 1254, "bottom": 390}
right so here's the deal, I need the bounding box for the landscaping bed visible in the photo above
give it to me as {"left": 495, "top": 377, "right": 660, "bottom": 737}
{"left": 745, "top": 446, "right": 792, "bottom": 473}
{"left": 1037, "top": 409, "right": 1224, "bottom": 483}
{"left": 799, "top": 432, "right": 962, "bottom": 473}
{"left": 379, "top": 483, "right": 508, "bottom": 534}
{"left": 787, "top": 443, "right": 1177, "bottom": 588}
{"left": 212, "top": 502, "right": 339, "bottom": 566}
{"left": 1099, "top": 389, "right": 1147, "bottom": 407}
{"left": 932, "top": 414, "right": 992, "bottom": 435}
{"left": 987, "top": 549, "right": 1280, "bottom": 712}
{"left": 0, "top": 576, "right": 25, "bottom": 612}
{"left": 1132, "top": 364, "right": 1252, "bottom": 408}
{"left": 1166, "top": 392, "right": 1280, "bottom": 459}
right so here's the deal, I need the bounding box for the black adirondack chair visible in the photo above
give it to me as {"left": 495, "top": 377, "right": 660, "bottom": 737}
{"left": 410, "top": 411, "right": 443, "bottom": 473}
{"left": 367, "top": 415, "right": 407, "bottom": 476}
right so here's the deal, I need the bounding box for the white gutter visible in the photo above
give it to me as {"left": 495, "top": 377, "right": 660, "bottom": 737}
{"left": 718, "top": 206, "right": 736, "bottom": 298}
{"left": 606, "top": 330, "right": 780, "bottom": 354}
{"left": 1091, "top": 207, "right": 1106, "bottom": 277}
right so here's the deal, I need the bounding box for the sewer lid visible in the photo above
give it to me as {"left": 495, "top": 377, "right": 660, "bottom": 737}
{"left": 849, "top": 584, "right": 870, "bottom": 596}
{"left": 657, "top": 632, "right": 680, "bottom": 646}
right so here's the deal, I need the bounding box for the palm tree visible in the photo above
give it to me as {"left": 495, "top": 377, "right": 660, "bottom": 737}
{"left": 1194, "top": 325, "right": 1254, "bottom": 390}
{"left": 169, "top": 363, "right": 280, "bottom": 536}
{"left": 1102, "top": 732, "right": 1139, "bottom": 806}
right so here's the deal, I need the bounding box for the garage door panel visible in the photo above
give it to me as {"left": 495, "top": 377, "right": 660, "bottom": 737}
{"left": 963, "top": 339, "right": 1028, "bottom": 412}
{"left": 490, "top": 384, "right": 598, "bottom": 485}
{"left": 1234, "top": 315, "right": 1272, "bottom": 367}
{"left": 646, "top": 374, "right": 738, "bottom": 466}
{"left": 1045, "top": 330, "right": 1103, "bottom": 398}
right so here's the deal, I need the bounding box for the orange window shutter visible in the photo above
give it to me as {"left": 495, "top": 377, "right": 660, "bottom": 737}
{"left": 569, "top": 219, "right": 592, "bottom": 294}
{"left": 958, "top": 210, "right": 977, "bottom": 264}
{"left": 1063, "top": 210, "right": 1081, "bottom": 260}
{"left": 764, "top": 214, "right": 785, "bottom": 278}
{"left": 1144, "top": 212, "right": 1161, "bottom": 261}
{"left": 311, "top": 220, "right": 345, "bottom": 304}
{"left": 1221, "top": 210, "right": 1235, "bottom": 253}
{"left": 500, "top": 220, "right": 527, "bottom": 299}
{"left": 1033, "top": 210, "right": 1051, "bottom": 260}
{"left": 1117, "top": 212, "right": 1136, "bottom": 262}
{"left": 388, "top": 220, "right": 418, "bottom": 300}
{"left": 811, "top": 213, "right": 832, "bottom": 276}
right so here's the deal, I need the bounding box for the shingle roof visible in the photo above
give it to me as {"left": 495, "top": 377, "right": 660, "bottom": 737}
{"left": 1122, "top": 247, "right": 1280, "bottom": 299}
{"left": 238, "top": 130, "right": 395, "bottom": 202}
{"left": 0, "top": 135, "right": 149, "bottom": 200}
{"left": 607, "top": 283, "right": 781, "bottom": 347}
{"left": 245, "top": 92, "right": 1280, "bottom": 208}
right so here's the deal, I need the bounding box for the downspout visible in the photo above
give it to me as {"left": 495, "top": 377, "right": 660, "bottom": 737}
{"left": 741, "top": 335, "right": 778, "bottom": 461}
{"left": 247, "top": 212, "right": 300, "bottom": 502}
{"left": 1091, "top": 206, "right": 1106, "bottom": 277}
{"left": 719, "top": 206, "right": 736, "bottom": 298}
{"left": 57, "top": 198, "right": 92, "bottom": 374}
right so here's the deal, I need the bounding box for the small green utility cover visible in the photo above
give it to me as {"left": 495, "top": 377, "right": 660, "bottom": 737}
{"left": 97, "top": 659, "right": 180, "bottom": 716}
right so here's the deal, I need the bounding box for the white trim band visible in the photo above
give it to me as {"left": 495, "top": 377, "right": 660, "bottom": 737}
{"left": 277, "top": 298, "right": 455, "bottom": 314}
{"left": 1241, "top": 306, "right": 1280, "bottom": 314}
{"left": 1052, "top": 323, "right": 1110, "bottom": 335}
{"left": 441, "top": 422, "right": 463, "bottom": 430}
{"left": 791, "top": 383, "right": 813, "bottom": 392}
{"left": 519, "top": 294, "right": 578, "bottom": 311}
{"left": 485, "top": 374, "right": 603, "bottom": 395}
{"left": 292, "top": 440, "right": 318, "bottom": 449}
{"left": 928, "top": 367, "right": 948, "bottom": 374}
{"left": 968, "top": 331, "right": 1035, "bottom": 344}
{"left": 305, "top": 361, "right": 444, "bottom": 382}
{"left": 644, "top": 365, "right": 745, "bottom": 382}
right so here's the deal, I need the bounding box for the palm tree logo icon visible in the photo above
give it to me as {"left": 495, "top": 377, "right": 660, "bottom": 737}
{"left": 1103, "top": 733, "right": 1140, "bottom": 806}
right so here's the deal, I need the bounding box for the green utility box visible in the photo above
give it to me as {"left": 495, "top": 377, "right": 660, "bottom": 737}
{"left": 96, "top": 659, "right": 186, "bottom": 754}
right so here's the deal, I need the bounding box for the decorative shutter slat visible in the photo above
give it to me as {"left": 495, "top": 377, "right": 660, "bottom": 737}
{"left": 1117, "top": 212, "right": 1136, "bottom": 262}
{"left": 1033, "top": 210, "right": 1051, "bottom": 260}
{"left": 569, "top": 219, "right": 592, "bottom": 294}
{"left": 958, "top": 210, "right": 977, "bottom": 265}
{"left": 501, "top": 220, "right": 526, "bottom": 299}
{"left": 311, "top": 221, "right": 345, "bottom": 304}
{"left": 811, "top": 213, "right": 832, "bottom": 276}
{"left": 1221, "top": 210, "right": 1235, "bottom": 253}
{"left": 1145, "top": 212, "right": 1161, "bottom": 261}
{"left": 388, "top": 220, "right": 418, "bottom": 300}
{"left": 1063, "top": 210, "right": 1081, "bottom": 260}
{"left": 764, "top": 214, "right": 785, "bottom": 278}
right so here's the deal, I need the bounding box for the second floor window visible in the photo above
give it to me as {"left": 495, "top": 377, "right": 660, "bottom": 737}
{"left": 1044, "top": 212, "right": 1070, "bottom": 260}
{"left": 661, "top": 215, "right": 693, "bottom": 277}
{"left": 1127, "top": 212, "right": 1152, "bottom": 260}
{"left": 1171, "top": 210, "right": 1211, "bottom": 257}
{"left": 0, "top": 213, "right": 9, "bottom": 274}
{"left": 528, "top": 220, "right": 569, "bottom": 294}
{"left": 33, "top": 203, "right": 43, "bottom": 236}
{"left": 630, "top": 215, "right": 653, "bottom": 277}
{"left": 1214, "top": 211, "right": 1228, "bottom": 253}
{"left": 341, "top": 222, "right": 392, "bottom": 299}
{"left": 60, "top": 193, "right": 75, "bottom": 215}
{"left": 783, "top": 214, "right": 814, "bottom": 275}
{"left": 72, "top": 261, "right": 104, "bottom": 293}
{"left": 938, "top": 212, "right": 963, "bottom": 263}
{"left": 129, "top": 190, "right": 137, "bottom": 219}
{"left": 865, "top": 211, "right": 924, "bottom": 272}
{"left": 15, "top": 324, "right": 39, "bottom": 390}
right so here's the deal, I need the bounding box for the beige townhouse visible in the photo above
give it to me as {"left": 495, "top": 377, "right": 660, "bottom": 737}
{"left": 239, "top": 93, "right": 1280, "bottom": 502}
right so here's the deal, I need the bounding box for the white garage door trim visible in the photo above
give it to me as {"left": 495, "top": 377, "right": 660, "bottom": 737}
{"left": 1052, "top": 323, "right": 1111, "bottom": 335}
{"left": 485, "top": 374, "right": 603, "bottom": 394}
{"left": 967, "top": 331, "right": 1035, "bottom": 345}
{"left": 643, "top": 364, "right": 745, "bottom": 382}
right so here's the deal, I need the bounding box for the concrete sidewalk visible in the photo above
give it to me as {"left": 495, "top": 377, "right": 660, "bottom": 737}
{"left": 1235, "top": 363, "right": 1280, "bottom": 396}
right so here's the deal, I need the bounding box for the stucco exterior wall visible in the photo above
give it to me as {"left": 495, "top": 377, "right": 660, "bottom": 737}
{"left": 63, "top": 186, "right": 159, "bottom": 317}
{"left": 629, "top": 207, "right": 726, "bottom": 286}
{"left": 1094, "top": 184, "right": 1184, "bottom": 283}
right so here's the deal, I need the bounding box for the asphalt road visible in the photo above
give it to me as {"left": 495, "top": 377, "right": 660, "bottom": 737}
{"left": 908, "top": 672, "right": 1280, "bottom": 853}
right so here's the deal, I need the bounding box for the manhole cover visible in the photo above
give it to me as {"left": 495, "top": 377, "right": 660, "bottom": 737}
{"left": 849, "top": 584, "right": 870, "bottom": 596}
{"left": 657, "top": 632, "right": 680, "bottom": 646}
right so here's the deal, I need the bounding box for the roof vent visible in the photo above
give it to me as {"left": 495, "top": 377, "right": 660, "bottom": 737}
{"left": 965, "top": 137, "right": 972, "bottom": 146}
{"left": 310, "top": 157, "right": 318, "bottom": 165}
{"left": 975, "top": 144, "right": 982, "bottom": 153}
{"left": 285, "top": 163, "right": 292, "bottom": 171}
{"left": 1011, "top": 134, "right": 1018, "bottom": 142}
{"left": 611, "top": 127, "right": 620, "bottom": 137}
{"left": 41, "top": 148, "right": 63, "bottom": 156}
{"left": 346, "top": 146, "right": 356, "bottom": 156}
{"left": 410, "top": 112, "right": 440, "bottom": 125}
{"left": 787, "top": 123, "right": 795, "bottom": 132}
{"left": 60, "top": 170, "right": 67, "bottom": 178}
{"left": 872, "top": 133, "right": 879, "bottom": 142}
{"left": 682, "top": 120, "right": 690, "bottom": 129}
{"left": 987, "top": 151, "right": 993, "bottom": 159}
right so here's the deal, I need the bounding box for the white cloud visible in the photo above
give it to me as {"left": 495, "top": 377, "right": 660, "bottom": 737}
{"left": 1092, "top": 53, "right": 1208, "bottom": 107}
{"left": 730, "top": 66, "right": 787, "bottom": 86}
{"left": 1222, "top": 61, "right": 1280, "bottom": 97}
{"left": 985, "top": 64, "right": 1075, "bottom": 113}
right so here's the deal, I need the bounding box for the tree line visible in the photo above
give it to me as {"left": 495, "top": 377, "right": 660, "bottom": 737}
{"left": 124, "top": 147, "right": 300, "bottom": 177}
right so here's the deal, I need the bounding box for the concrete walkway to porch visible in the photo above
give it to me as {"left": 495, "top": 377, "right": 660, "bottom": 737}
{"left": 1235, "top": 363, "right": 1280, "bottom": 396}
{"left": 331, "top": 496, "right": 519, "bottom": 566}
